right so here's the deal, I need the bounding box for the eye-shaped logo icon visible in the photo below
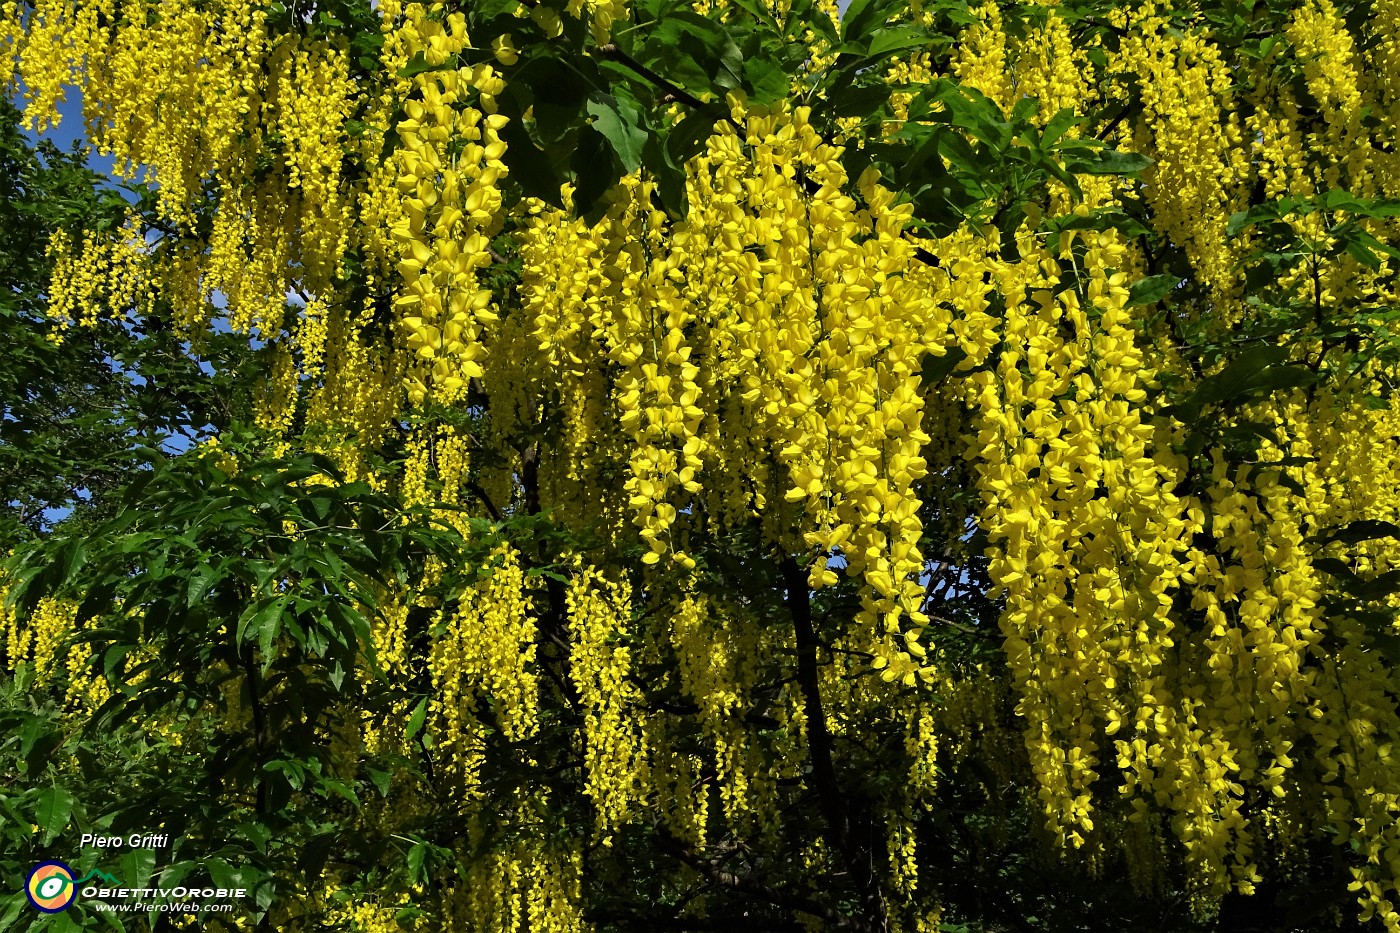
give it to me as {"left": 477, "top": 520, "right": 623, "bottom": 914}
{"left": 26, "top": 861, "right": 77, "bottom": 912}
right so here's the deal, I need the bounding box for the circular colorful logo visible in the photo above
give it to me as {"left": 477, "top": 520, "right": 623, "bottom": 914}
{"left": 26, "top": 861, "right": 77, "bottom": 913}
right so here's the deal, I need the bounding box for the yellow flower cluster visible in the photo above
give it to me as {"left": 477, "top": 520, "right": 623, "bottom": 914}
{"left": 4, "top": 0, "right": 392, "bottom": 494}
{"left": 967, "top": 226, "right": 1186, "bottom": 848}
{"left": 515, "top": 190, "right": 634, "bottom": 546}
{"left": 449, "top": 807, "right": 587, "bottom": 933}
{"left": 923, "top": 6, "right": 1400, "bottom": 919}
{"left": 586, "top": 176, "right": 707, "bottom": 568}
{"left": 388, "top": 6, "right": 510, "bottom": 407}
{"left": 670, "top": 590, "right": 768, "bottom": 826}
{"left": 0, "top": 1, "right": 20, "bottom": 90}
{"left": 320, "top": 893, "right": 416, "bottom": 933}
{"left": 1012, "top": 4, "right": 1092, "bottom": 120}
{"left": 45, "top": 225, "right": 157, "bottom": 335}
{"left": 1115, "top": 11, "right": 1252, "bottom": 303}
{"left": 517, "top": 101, "right": 953, "bottom": 679}
{"left": 566, "top": 0, "right": 628, "bottom": 43}
{"left": 0, "top": 586, "right": 115, "bottom": 713}
{"left": 566, "top": 567, "right": 647, "bottom": 834}
{"left": 950, "top": 3, "right": 1013, "bottom": 111}
{"left": 428, "top": 546, "right": 539, "bottom": 797}
{"left": 1290, "top": 0, "right": 1364, "bottom": 128}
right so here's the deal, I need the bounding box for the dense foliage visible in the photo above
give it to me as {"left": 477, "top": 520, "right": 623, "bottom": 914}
{"left": 0, "top": 96, "right": 252, "bottom": 545}
{"left": 3, "top": 0, "right": 1400, "bottom": 930}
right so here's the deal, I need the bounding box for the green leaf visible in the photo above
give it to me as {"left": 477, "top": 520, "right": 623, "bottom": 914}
{"left": 185, "top": 563, "right": 221, "bottom": 608}
{"left": 0, "top": 896, "right": 26, "bottom": 933}
{"left": 644, "top": 131, "right": 688, "bottom": 218}
{"left": 405, "top": 697, "right": 429, "bottom": 742}
{"left": 921, "top": 347, "right": 969, "bottom": 386}
{"left": 58, "top": 538, "right": 87, "bottom": 586}
{"left": 1127, "top": 275, "right": 1181, "bottom": 307}
{"left": 1314, "top": 559, "right": 1400, "bottom": 600}
{"left": 1228, "top": 202, "right": 1280, "bottom": 237}
{"left": 47, "top": 910, "right": 83, "bottom": 933}
{"left": 35, "top": 785, "right": 75, "bottom": 844}
{"left": 1041, "top": 107, "right": 1079, "bottom": 147}
{"left": 301, "top": 832, "right": 339, "bottom": 878}
{"left": 406, "top": 841, "right": 429, "bottom": 885}
{"left": 1370, "top": 631, "right": 1400, "bottom": 665}
{"left": 586, "top": 92, "right": 648, "bottom": 174}
{"left": 1318, "top": 520, "right": 1400, "bottom": 546}
{"left": 666, "top": 103, "right": 727, "bottom": 166}
{"left": 1347, "top": 197, "right": 1400, "bottom": 218}
{"left": 365, "top": 766, "right": 393, "bottom": 798}
{"left": 1312, "top": 190, "right": 1400, "bottom": 217}
{"left": 842, "top": 0, "right": 894, "bottom": 41}
{"left": 264, "top": 758, "right": 306, "bottom": 791}
{"left": 1042, "top": 208, "right": 1150, "bottom": 251}
{"left": 644, "top": 12, "right": 742, "bottom": 92}
{"left": 1070, "top": 148, "right": 1153, "bottom": 175}
{"left": 744, "top": 57, "right": 791, "bottom": 105}
{"left": 315, "top": 776, "right": 361, "bottom": 812}
{"left": 514, "top": 55, "right": 592, "bottom": 147}
{"left": 866, "top": 24, "right": 929, "bottom": 59}
{"left": 24, "top": 726, "right": 63, "bottom": 780}
{"left": 237, "top": 595, "right": 289, "bottom": 671}
{"left": 1355, "top": 570, "right": 1400, "bottom": 601}
{"left": 0, "top": 795, "right": 28, "bottom": 833}
{"left": 235, "top": 597, "right": 268, "bottom": 646}
{"left": 1178, "top": 345, "right": 1313, "bottom": 412}
{"left": 571, "top": 126, "right": 615, "bottom": 223}
{"left": 206, "top": 858, "right": 249, "bottom": 895}
{"left": 830, "top": 83, "right": 893, "bottom": 119}
{"left": 1318, "top": 189, "right": 1366, "bottom": 213}
{"left": 398, "top": 52, "right": 452, "bottom": 79}
{"left": 236, "top": 822, "right": 274, "bottom": 855}
{"left": 1009, "top": 95, "right": 1039, "bottom": 125}
{"left": 495, "top": 116, "right": 564, "bottom": 209}
{"left": 18, "top": 713, "right": 51, "bottom": 761}
{"left": 1345, "top": 236, "right": 1384, "bottom": 269}
{"left": 102, "top": 643, "right": 135, "bottom": 681}
{"left": 92, "top": 904, "right": 126, "bottom": 931}
{"left": 727, "top": 0, "right": 780, "bottom": 29}
{"left": 1352, "top": 230, "right": 1400, "bottom": 262}
{"left": 117, "top": 846, "right": 157, "bottom": 890}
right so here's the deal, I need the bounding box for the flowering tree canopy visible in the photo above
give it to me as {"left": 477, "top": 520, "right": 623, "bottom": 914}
{"left": 4, "top": 0, "right": 1400, "bottom": 930}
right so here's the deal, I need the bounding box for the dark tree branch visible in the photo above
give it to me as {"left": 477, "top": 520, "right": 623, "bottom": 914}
{"left": 465, "top": 480, "right": 501, "bottom": 520}
{"left": 595, "top": 43, "right": 705, "bottom": 110}
{"left": 657, "top": 831, "right": 875, "bottom": 933}
{"left": 594, "top": 44, "right": 745, "bottom": 134}
{"left": 778, "top": 555, "right": 888, "bottom": 930}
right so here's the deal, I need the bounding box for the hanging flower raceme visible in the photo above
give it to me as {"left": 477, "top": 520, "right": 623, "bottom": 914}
{"left": 387, "top": 7, "right": 509, "bottom": 408}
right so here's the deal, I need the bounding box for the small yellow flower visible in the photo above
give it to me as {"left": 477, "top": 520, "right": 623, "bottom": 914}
{"left": 491, "top": 32, "right": 518, "bottom": 66}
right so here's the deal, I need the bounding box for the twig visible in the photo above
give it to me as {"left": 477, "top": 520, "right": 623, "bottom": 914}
{"left": 656, "top": 831, "right": 875, "bottom": 932}
{"left": 595, "top": 44, "right": 745, "bottom": 134}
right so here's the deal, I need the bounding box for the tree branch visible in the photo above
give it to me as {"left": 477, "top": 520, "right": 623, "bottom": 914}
{"left": 595, "top": 44, "right": 744, "bottom": 133}
{"left": 465, "top": 480, "right": 502, "bottom": 520}
{"left": 779, "top": 555, "right": 887, "bottom": 929}
{"left": 656, "top": 831, "right": 874, "bottom": 932}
